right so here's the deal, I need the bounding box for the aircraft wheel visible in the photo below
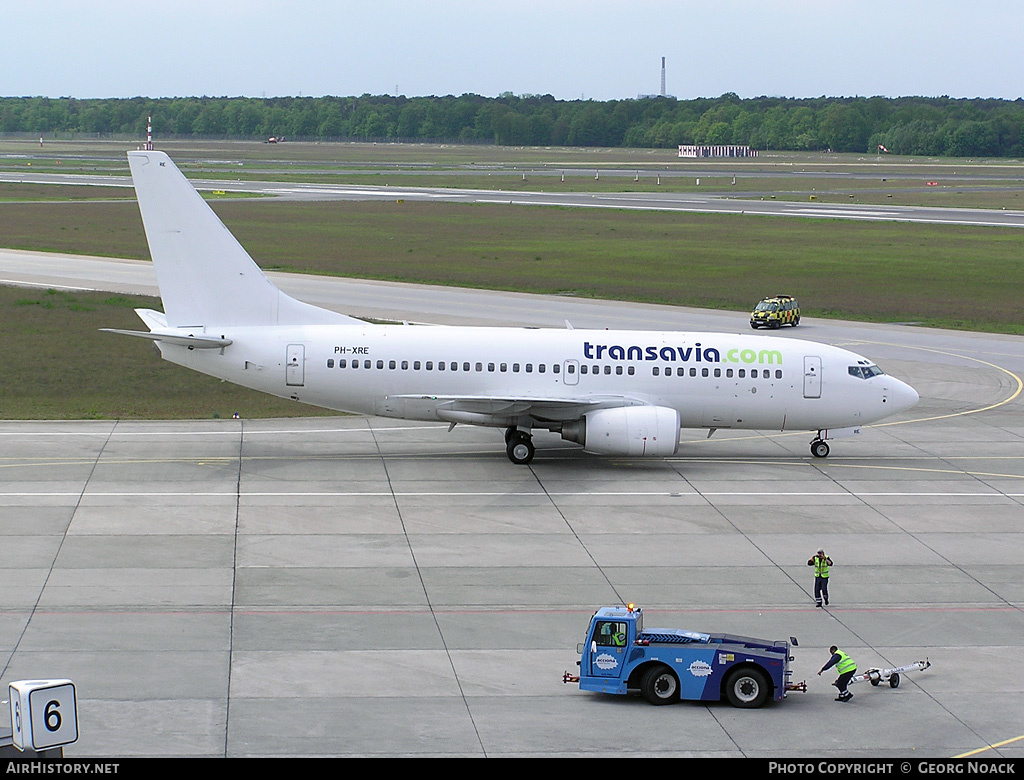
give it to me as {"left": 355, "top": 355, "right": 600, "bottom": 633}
{"left": 724, "top": 667, "right": 771, "bottom": 708}
{"left": 889, "top": 673, "right": 900, "bottom": 689}
{"left": 641, "top": 665, "right": 679, "bottom": 705}
{"left": 811, "top": 439, "right": 830, "bottom": 458}
{"left": 506, "top": 435, "right": 535, "bottom": 465}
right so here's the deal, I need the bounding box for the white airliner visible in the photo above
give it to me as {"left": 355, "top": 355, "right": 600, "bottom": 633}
{"left": 105, "top": 151, "right": 919, "bottom": 465}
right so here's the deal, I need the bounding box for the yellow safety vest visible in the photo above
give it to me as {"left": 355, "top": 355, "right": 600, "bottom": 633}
{"left": 814, "top": 555, "right": 830, "bottom": 578}
{"left": 835, "top": 650, "right": 856, "bottom": 674}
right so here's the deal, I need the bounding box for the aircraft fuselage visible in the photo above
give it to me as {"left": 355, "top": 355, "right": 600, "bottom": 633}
{"left": 160, "top": 324, "right": 914, "bottom": 434}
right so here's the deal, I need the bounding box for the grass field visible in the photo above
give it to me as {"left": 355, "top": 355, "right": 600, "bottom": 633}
{"left": 0, "top": 286, "right": 338, "bottom": 419}
{"left": 2, "top": 138, "right": 1023, "bottom": 419}
{"left": 2, "top": 197, "right": 1021, "bottom": 332}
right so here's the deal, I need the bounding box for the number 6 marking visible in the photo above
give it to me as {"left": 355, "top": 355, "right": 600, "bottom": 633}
{"left": 45, "top": 700, "right": 62, "bottom": 731}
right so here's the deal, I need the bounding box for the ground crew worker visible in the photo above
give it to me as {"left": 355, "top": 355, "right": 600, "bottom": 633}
{"left": 818, "top": 645, "right": 856, "bottom": 702}
{"left": 808, "top": 548, "right": 832, "bottom": 607}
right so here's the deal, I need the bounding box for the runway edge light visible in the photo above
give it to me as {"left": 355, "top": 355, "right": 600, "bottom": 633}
{"left": 9, "top": 679, "right": 79, "bottom": 752}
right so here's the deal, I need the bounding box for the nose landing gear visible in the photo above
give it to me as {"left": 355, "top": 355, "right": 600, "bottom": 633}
{"left": 810, "top": 438, "right": 830, "bottom": 458}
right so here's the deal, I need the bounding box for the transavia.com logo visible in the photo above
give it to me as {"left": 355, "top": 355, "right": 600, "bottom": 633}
{"left": 583, "top": 341, "right": 783, "bottom": 366}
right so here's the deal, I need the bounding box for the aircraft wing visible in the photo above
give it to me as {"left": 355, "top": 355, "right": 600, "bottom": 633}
{"left": 391, "top": 393, "right": 647, "bottom": 424}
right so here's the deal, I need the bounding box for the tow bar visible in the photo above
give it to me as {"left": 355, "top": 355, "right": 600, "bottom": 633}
{"left": 850, "top": 659, "right": 931, "bottom": 689}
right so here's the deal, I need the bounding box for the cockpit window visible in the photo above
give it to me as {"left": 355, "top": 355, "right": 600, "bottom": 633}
{"left": 848, "top": 364, "right": 885, "bottom": 379}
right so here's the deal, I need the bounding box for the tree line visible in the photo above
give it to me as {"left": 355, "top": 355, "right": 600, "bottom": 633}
{"left": 3, "top": 93, "right": 1024, "bottom": 157}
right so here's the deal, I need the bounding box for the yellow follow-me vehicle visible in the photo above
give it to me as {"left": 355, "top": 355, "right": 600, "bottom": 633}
{"left": 750, "top": 295, "right": 800, "bottom": 329}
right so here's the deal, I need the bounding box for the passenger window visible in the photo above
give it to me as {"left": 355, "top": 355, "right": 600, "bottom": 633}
{"left": 615, "top": 366, "right": 623, "bottom": 375}
{"left": 488, "top": 362, "right": 495, "bottom": 372}
{"left": 500, "top": 363, "right": 507, "bottom": 372}
{"left": 426, "top": 361, "right": 433, "bottom": 370}
{"left": 363, "top": 360, "right": 370, "bottom": 369}
{"left": 464, "top": 362, "right": 471, "bottom": 372}
{"left": 526, "top": 364, "right": 533, "bottom": 373}
{"left": 553, "top": 364, "right": 560, "bottom": 374}
{"left": 513, "top": 363, "right": 520, "bottom": 372}
{"left": 567, "top": 364, "right": 575, "bottom": 374}
{"left": 738, "top": 369, "right": 745, "bottom": 378}
{"left": 376, "top": 360, "right": 384, "bottom": 369}
{"left": 628, "top": 366, "right": 635, "bottom": 375}
{"left": 327, "top": 359, "right": 334, "bottom": 368}
{"left": 689, "top": 368, "right": 697, "bottom": 377}
{"left": 438, "top": 361, "right": 445, "bottom": 371}
{"left": 701, "top": 368, "right": 709, "bottom": 377}
{"left": 653, "top": 367, "right": 660, "bottom": 376}
{"left": 401, "top": 360, "right": 409, "bottom": 370}
{"left": 714, "top": 368, "right": 721, "bottom": 378}
{"left": 475, "top": 362, "right": 482, "bottom": 372}
{"left": 339, "top": 359, "right": 347, "bottom": 368}
{"left": 539, "top": 364, "right": 546, "bottom": 373}
{"left": 604, "top": 365, "right": 611, "bottom": 375}
{"left": 389, "top": 360, "right": 396, "bottom": 370}
{"left": 726, "top": 368, "right": 733, "bottom": 378}
{"left": 775, "top": 370, "right": 782, "bottom": 379}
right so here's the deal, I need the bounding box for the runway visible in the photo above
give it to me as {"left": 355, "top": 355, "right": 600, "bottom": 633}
{"left": 4, "top": 169, "right": 1024, "bottom": 228}
{"left": 1, "top": 255, "right": 1023, "bottom": 757}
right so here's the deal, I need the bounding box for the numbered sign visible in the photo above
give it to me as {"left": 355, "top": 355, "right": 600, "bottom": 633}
{"left": 9, "top": 680, "right": 78, "bottom": 751}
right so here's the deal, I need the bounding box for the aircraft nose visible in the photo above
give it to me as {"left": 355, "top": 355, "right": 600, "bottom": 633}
{"left": 890, "top": 379, "right": 919, "bottom": 414}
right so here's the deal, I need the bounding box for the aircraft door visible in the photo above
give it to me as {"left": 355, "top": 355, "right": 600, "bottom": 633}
{"left": 286, "top": 344, "right": 305, "bottom": 386}
{"left": 803, "top": 356, "right": 821, "bottom": 398}
{"left": 563, "top": 360, "right": 579, "bottom": 386}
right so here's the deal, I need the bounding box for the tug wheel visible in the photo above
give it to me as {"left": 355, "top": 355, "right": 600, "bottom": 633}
{"left": 641, "top": 665, "right": 679, "bottom": 705}
{"left": 724, "top": 667, "right": 772, "bottom": 709}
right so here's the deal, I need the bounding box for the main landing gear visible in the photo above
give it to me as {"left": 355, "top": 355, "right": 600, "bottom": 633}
{"left": 505, "top": 427, "right": 535, "bottom": 465}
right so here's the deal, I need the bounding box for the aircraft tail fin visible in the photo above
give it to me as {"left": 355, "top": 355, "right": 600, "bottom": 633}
{"left": 127, "top": 150, "right": 359, "bottom": 328}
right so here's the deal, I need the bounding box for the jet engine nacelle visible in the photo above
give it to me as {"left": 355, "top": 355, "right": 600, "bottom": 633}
{"left": 561, "top": 405, "right": 681, "bottom": 457}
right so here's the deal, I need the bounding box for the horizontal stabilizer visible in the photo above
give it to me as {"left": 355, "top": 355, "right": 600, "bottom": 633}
{"left": 100, "top": 328, "right": 232, "bottom": 349}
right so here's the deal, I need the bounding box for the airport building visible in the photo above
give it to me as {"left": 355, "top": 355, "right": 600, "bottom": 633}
{"left": 678, "top": 144, "right": 758, "bottom": 158}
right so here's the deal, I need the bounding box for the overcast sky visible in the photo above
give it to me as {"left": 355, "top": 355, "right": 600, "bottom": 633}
{"left": 4, "top": 1, "right": 1022, "bottom": 102}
